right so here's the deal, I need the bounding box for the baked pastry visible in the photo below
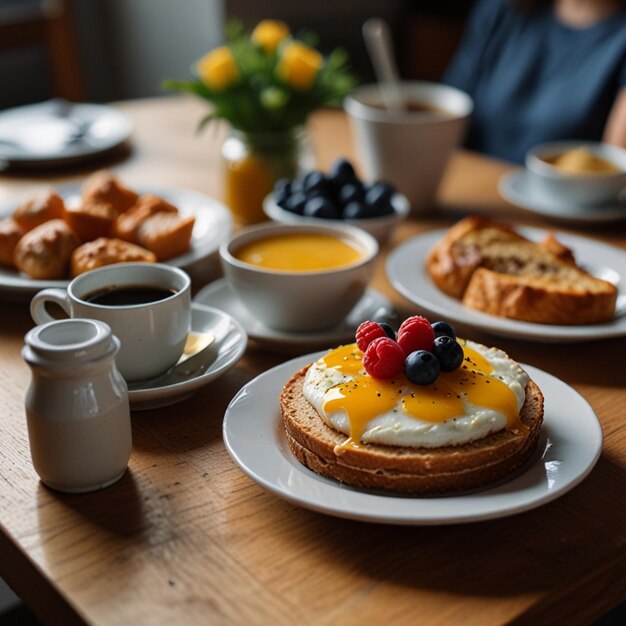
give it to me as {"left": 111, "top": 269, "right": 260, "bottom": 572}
{"left": 64, "top": 201, "right": 117, "bottom": 242}
{"left": 136, "top": 213, "right": 195, "bottom": 261}
{"left": 0, "top": 218, "right": 25, "bottom": 268}
{"left": 280, "top": 318, "right": 544, "bottom": 494}
{"left": 81, "top": 171, "right": 138, "bottom": 215}
{"left": 113, "top": 194, "right": 178, "bottom": 242}
{"left": 13, "top": 190, "right": 65, "bottom": 232}
{"left": 14, "top": 219, "right": 80, "bottom": 279}
{"left": 426, "top": 216, "right": 617, "bottom": 325}
{"left": 71, "top": 237, "right": 157, "bottom": 276}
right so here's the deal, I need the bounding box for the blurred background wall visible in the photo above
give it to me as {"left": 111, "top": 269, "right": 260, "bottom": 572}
{"left": 0, "top": 0, "right": 470, "bottom": 109}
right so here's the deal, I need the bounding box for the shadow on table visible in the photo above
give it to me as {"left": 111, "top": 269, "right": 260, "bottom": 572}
{"left": 267, "top": 451, "right": 626, "bottom": 622}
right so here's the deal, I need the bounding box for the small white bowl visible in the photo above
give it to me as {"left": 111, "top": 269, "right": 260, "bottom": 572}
{"left": 220, "top": 222, "right": 378, "bottom": 333}
{"left": 263, "top": 191, "right": 409, "bottom": 245}
{"left": 526, "top": 141, "right": 626, "bottom": 206}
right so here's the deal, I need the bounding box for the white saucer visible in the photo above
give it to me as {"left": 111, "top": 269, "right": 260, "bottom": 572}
{"left": 499, "top": 168, "right": 626, "bottom": 224}
{"left": 193, "top": 279, "right": 395, "bottom": 352}
{"left": 386, "top": 227, "right": 626, "bottom": 342}
{"left": 0, "top": 100, "right": 132, "bottom": 167}
{"left": 128, "top": 303, "right": 247, "bottom": 410}
{"left": 223, "top": 352, "right": 603, "bottom": 525}
{"left": 0, "top": 183, "right": 232, "bottom": 299}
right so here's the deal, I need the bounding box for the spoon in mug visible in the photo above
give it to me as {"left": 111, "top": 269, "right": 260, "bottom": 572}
{"left": 362, "top": 17, "right": 407, "bottom": 111}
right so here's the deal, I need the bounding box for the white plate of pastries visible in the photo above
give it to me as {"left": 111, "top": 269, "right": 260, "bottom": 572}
{"left": 0, "top": 170, "right": 232, "bottom": 297}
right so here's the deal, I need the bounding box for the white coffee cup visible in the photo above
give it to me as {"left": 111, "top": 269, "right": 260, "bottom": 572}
{"left": 30, "top": 263, "right": 191, "bottom": 382}
{"left": 345, "top": 81, "right": 473, "bottom": 213}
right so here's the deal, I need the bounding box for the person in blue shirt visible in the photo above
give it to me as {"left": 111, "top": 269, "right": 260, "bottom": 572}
{"left": 443, "top": 0, "right": 626, "bottom": 163}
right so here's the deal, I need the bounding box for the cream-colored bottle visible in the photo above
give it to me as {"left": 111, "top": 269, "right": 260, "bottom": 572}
{"left": 22, "top": 318, "right": 132, "bottom": 493}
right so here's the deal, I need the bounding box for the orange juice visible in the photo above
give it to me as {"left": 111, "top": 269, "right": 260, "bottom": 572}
{"left": 235, "top": 233, "right": 363, "bottom": 271}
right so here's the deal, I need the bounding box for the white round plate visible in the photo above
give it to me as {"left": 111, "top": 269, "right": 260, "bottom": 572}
{"left": 128, "top": 303, "right": 247, "bottom": 410}
{"left": 499, "top": 168, "right": 626, "bottom": 224}
{"left": 0, "top": 183, "right": 232, "bottom": 298}
{"left": 193, "top": 278, "right": 395, "bottom": 351}
{"left": 385, "top": 228, "right": 626, "bottom": 342}
{"left": 0, "top": 101, "right": 132, "bottom": 166}
{"left": 223, "top": 352, "right": 602, "bottom": 525}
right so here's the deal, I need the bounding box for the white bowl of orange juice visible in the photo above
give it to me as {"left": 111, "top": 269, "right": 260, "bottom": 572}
{"left": 220, "top": 223, "right": 378, "bottom": 332}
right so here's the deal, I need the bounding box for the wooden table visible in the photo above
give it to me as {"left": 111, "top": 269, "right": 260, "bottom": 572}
{"left": 1, "top": 97, "right": 625, "bottom": 626}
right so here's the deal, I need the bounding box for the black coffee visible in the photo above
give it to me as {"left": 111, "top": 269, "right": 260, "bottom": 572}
{"left": 84, "top": 285, "right": 177, "bottom": 306}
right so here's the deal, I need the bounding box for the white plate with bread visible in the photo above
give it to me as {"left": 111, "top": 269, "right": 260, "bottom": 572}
{"left": 223, "top": 352, "right": 602, "bottom": 525}
{"left": 386, "top": 219, "right": 626, "bottom": 342}
{"left": 0, "top": 175, "right": 232, "bottom": 297}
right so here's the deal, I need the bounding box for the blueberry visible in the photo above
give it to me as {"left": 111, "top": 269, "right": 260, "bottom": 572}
{"left": 378, "top": 322, "right": 396, "bottom": 341}
{"left": 283, "top": 192, "right": 307, "bottom": 215}
{"left": 404, "top": 350, "right": 440, "bottom": 385}
{"left": 274, "top": 178, "right": 291, "bottom": 195}
{"left": 304, "top": 171, "right": 332, "bottom": 196}
{"left": 303, "top": 195, "right": 339, "bottom": 219}
{"left": 364, "top": 185, "right": 395, "bottom": 217}
{"left": 330, "top": 158, "right": 357, "bottom": 185}
{"left": 365, "top": 182, "right": 395, "bottom": 207}
{"left": 338, "top": 183, "right": 364, "bottom": 207}
{"left": 431, "top": 321, "right": 456, "bottom": 340}
{"left": 432, "top": 336, "right": 464, "bottom": 372}
{"left": 343, "top": 201, "right": 374, "bottom": 219}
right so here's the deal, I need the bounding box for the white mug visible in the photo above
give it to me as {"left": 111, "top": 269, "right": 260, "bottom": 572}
{"left": 344, "top": 81, "right": 473, "bottom": 213}
{"left": 30, "top": 263, "right": 191, "bottom": 382}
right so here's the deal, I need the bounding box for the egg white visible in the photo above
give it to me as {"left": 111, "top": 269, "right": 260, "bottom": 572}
{"left": 302, "top": 340, "right": 529, "bottom": 448}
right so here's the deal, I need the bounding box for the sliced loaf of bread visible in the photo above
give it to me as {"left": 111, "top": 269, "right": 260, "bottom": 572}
{"left": 426, "top": 216, "right": 617, "bottom": 325}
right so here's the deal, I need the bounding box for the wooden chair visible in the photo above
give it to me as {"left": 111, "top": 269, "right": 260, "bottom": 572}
{"left": 0, "top": 0, "right": 85, "bottom": 101}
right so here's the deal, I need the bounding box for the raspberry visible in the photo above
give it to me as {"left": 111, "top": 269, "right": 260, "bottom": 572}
{"left": 363, "top": 337, "right": 405, "bottom": 379}
{"left": 397, "top": 315, "right": 435, "bottom": 355}
{"left": 356, "top": 321, "right": 387, "bottom": 352}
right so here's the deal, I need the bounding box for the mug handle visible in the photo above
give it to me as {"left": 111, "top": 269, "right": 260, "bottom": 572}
{"left": 30, "top": 288, "right": 72, "bottom": 324}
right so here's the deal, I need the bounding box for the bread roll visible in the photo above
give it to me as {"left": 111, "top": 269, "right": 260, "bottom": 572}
{"left": 0, "top": 218, "right": 25, "bottom": 268}
{"left": 81, "top": 171, "right": 138, "bottom": 215}
{"left": 137, "top": 213, "right": 195, "bottom": 261}
{"left": 64, "top": 201, "right": 117, "bottom": 242}
{"left": 13, "top": 190, "right": 65, "bottom": 232}
{"left": 113, "top": 194, "right": 178, "bottom": 243}
{"left": 14, "top": 219, "right": 80, "bottom": 279}
{"left": 71, "top": 237, "right": 156, "bottom": 277}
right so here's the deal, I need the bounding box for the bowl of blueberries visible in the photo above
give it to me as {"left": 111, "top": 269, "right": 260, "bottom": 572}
{"left": 263, "top": 158, "right": 410, "bottom": 245}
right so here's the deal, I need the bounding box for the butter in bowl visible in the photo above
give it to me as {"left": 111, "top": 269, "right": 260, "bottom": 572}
{"left": 526, "top": 141, "right": 626, "bottom": 207}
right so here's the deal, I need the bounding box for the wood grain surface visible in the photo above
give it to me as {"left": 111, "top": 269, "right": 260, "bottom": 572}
{"left": 1, "top": 98, "right": 625, "bottom": 626}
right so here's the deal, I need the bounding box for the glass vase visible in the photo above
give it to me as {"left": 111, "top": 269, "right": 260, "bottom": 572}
{"left": 222, "top": 127, "right": 314, "bottom": 224}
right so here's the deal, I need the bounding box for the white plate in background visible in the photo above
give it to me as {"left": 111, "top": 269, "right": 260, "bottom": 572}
{"left": 0, "top": 101, "right": 132, "bottom": 166}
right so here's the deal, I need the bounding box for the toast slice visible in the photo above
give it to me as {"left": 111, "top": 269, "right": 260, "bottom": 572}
{"left": 426, "top": 216, "right": 617, "bottom": 325}
{"left": 280, "top": 366, "right": 544, "bottom": 494}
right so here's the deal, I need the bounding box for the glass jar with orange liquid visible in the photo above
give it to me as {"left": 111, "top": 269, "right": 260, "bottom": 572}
{"left": 222, "top": 127, "right": 314, "bottom": 224}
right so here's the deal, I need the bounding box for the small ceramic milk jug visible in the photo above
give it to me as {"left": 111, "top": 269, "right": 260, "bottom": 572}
{"left": 22, "top": 318, "right": 132, "bottom": 493}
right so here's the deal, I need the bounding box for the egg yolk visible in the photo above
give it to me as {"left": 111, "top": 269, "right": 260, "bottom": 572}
{"left": 321, "top": 342, "right": 524, "bottom": 449}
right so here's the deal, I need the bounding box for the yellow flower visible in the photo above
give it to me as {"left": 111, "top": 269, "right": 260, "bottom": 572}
{"left": 251, "top": 20, "right": 290, "bottom": 53}
{"left": 278, "top": 42, "right": 323, "bottom": 90}
{"left": 197, "top": 47, "right": 239, "bottom": 91}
